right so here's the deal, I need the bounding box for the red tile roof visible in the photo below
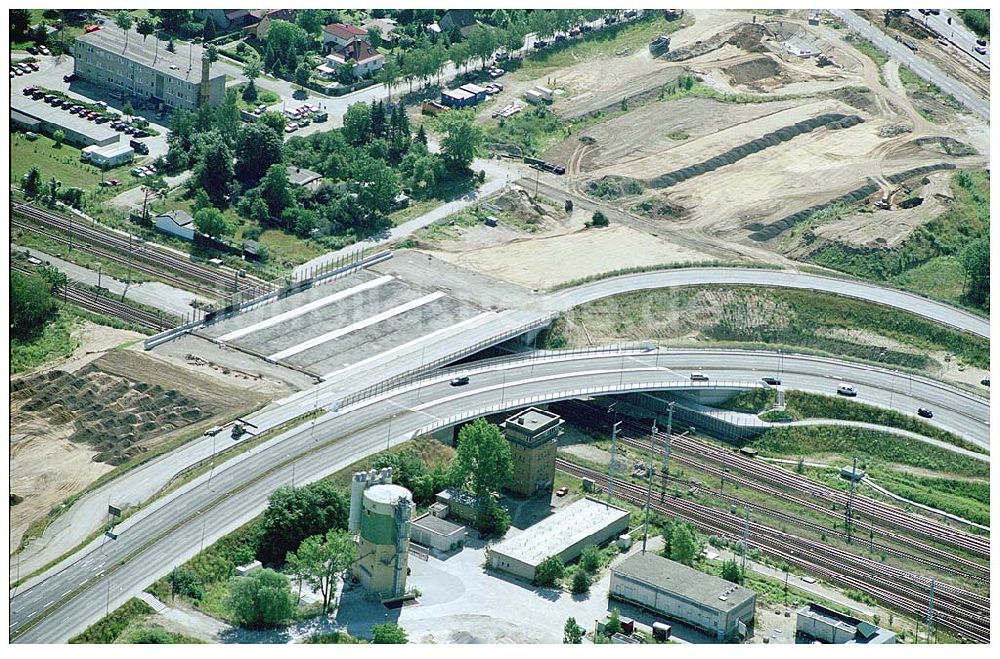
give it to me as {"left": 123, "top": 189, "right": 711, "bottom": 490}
{"left": 324, "top": 23, "right": 367, "bottom": 40}
{"left": 338, "top": 39, "right": 380, "bottom": 63}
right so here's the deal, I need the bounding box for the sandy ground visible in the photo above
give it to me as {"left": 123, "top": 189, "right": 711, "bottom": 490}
{"left": 429, "top": 224, "right": 713, "bottom": 290}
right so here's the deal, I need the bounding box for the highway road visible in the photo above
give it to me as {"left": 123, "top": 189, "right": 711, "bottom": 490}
{"left": 908, "top": 9, "right": 990, "bottom": 69}
{"left": 830, "top": 9, "right": 989, "bottom": 119}
{"left": 10, "top": 348, "right": 989, "bottom": 642}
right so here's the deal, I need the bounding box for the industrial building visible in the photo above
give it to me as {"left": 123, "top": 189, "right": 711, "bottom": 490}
{"left": 154, "top": 210, "right": 196, "bottom": 241}
{"left": 503, "top": 407, "right": 563, "bottom": 497}
{"left": 488, "top": 497, "right": 630, "bottom": 581}
{"left": 796, "top": 604, "right": 896, "bottom": 644}
{"left": 10, "top": 94, "right": 119, "bottom": 147}
{"left": 349, "top": 469, "right": 413, "bottom": 601}
{"left": 81, "top": 143, "right": 134, "bottom": 169}
{"left": 73, "top": 26, "right": 226, "bottom": 110}
{"left": 609, "top": 553, "right": 756, "bottom": 641}
{"left": 410, "top": 512, "right": 467, "bottom": 553}
{"left": 435, "top": 488, "right": 482, "bottom": 524}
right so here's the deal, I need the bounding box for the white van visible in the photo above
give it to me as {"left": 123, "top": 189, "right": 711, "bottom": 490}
{"left": 690, "top": 372, "right": 709, "bottom": 381}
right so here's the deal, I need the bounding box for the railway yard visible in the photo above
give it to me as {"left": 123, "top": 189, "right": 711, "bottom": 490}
{"left": 7, "top": 7, "right": 991, "bottom": 648}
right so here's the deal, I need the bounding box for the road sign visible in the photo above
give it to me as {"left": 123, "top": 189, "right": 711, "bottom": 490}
{"left": 105, "top": 531, "right": 118, "bottom": 541}
{"left": 108, "top": 504, "right": 122, "bottom": 517}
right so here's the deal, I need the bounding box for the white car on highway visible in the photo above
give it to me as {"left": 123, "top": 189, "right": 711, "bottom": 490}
{"left": 837, "top": 383, "right": 858, "bottom": 397}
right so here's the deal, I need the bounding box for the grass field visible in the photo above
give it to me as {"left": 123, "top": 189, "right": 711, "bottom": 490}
{"left": 9, "top": 309, "right": 79, "bottom": 374}
{"left": 516, "top": 14, "right": 690, "bottom": 78}
{"left": 10, "top": 133, "right": 137, "bottom": 195}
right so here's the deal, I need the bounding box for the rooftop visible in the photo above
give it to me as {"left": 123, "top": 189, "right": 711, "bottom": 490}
{"left": 412, "top": 513, "right": 466, "bottom": 536}
{"left": 797, "top": 604, "right": 896, "bottom": 644}
{"left": 10, "top": 93, "right": 120, "bottom": 144}
{"left": 490, "top": 497, "right": 629, "bottom": 567}
{"left": 442, "top": 88, "right": 475, "bottom": 101}
{"left": 436, "top": 488, "right": 481, "bottom": 509}
{"left": 324, "top": 23, "right": 367, "bottom": 40}
{"left": 612, "top": 552, "right": 756, "bottom": 613}
{"left": 504, "top": 407, "right": 562, "bottom": 435}
{"left": 460, "top": 83, "right": 488, "bottom": 95}
{"left": 75, "top": 27, "right": 225, "bottom": 84}
{"left": 157, "top": 210, "right": 194, "bottom": 227}
{"left": 364, "top": 483, "right": 412, "bottom": 505}
{"left": 287, "top": 165, "right": 322, "bottom": 187}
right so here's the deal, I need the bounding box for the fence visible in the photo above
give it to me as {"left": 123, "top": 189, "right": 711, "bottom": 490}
{"left": 143, "top": 249, "right": 392, "bottom": 350}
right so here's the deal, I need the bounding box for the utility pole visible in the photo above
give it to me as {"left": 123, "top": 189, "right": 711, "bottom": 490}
{"left": 641, "top": 422, "right": 655, "bottom": 554}
{"left": 660, "top": 402, "right": 673, "bottom": 501}
{"left": 741, "top": 507, "right": 750, "bottom": 577}
{"left": 926, "top": 578, "right": 936, "bottom": 643}
{"left": 846, "top": 455, "right": 858, "bottom": 544}
{"left": 607, "top": 403, "right": 620, "bottom": 504}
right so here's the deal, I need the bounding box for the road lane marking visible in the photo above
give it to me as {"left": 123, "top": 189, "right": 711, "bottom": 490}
{"left": 269, "top": 291, "right": 446, "bottom": 361}
{"left": 216, "top": 275, "right": 393, "bottom": 342}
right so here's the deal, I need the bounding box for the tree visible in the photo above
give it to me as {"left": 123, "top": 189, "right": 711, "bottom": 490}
{"left": 166, "top": 38, "right": 176, "bottom": 53}
{"left": 449, "top": 418, "right": 513, "bottom": 504}
{"left": 140, "top": 175, "right": 169, "bottom": 219}
{"left": 438, "top": 111, "right": 484, "bottom": 171}
{"left": 563, "top": 617, "right": 585, "bottom": 644}
{"left": 296, "top": 9, "right": 324, "bottom": 39}
{"left": 22, "top": 166, "right": 43, "bottom": 198}
{"left": 10, "top": 271, "right": 57, "bottom": 340}
{"left": 294, "top": 60, "right": 312, "bottom": 87}
{"left": 256, "top": 481, "right": 350, "bottom": 565}
{"left": 206, "top": 44, "right": 219, "bottom": 63}
{"left": 114, "top": 10, "right": 134, "bottom": 46}
{"left": 721, "top": 558, "right": 743, "bottom": 584}
{"left": 168, "top": 568, "right": 204, "bottom": 600}
{"left": 367, "top": 26, "right": 383, "bottom": 50}
{"left": 265, "top": 20, "right": 308, "bottom": 71}
{"left": 123, "top": 102, "right": 135, "bottom": 117}
{"left": 414, "top": 124, "right": 428, "bottom": 146}
{"left": 11, "top": 8, "right": 31, "bottom": 40}
{"left": 285, "top": 529, "right": 357, "bottom": 614}
{"left": 337, "top": 61, "right": 356, "bottom": 85}
{"left": 202, "top": 15, "right": 217, "bottom": 42}
{"left": 235, "top": 122, "right": 284, "bottom": 183}
{"left": 533, "top": 555, "right": 565, "bottom": 586}
{"left": 226, "top": 568, "right": 295, "bottom": 629}
{"left": 590, "top": 210, "right": 609, "bottom": 227}
{"left": 342, "top": 102, "right": 372, "bottom": 146}
{"left": 377, "top": 59, "right": 400, "bottom": 100}
{"left": 258, "top": 111, "right": 286, "bottom": 136}
{"left": 467, "top": 25, "right": 498, "bottom": 70}
{"left": 352, "top": 157, "right": 400, "bottom": 224}
{"left": 193, "top": 133, "right": 235, "bottom": 206}
{"left": 258, "top": 163, "right": 294, "bottom": 219}
{"left": 136, "top": 17, "right": 157, "bottom": 42}
{"left": 194, "top": 207, "right": 232, "bottom": 238}
{"left": 214, "top": 89, "right": 241, "bottom": 142}
{"left": 571, "top": 568, "right": 591, "bottom": 594}
{"left": 961, "top": 238, "right": 989, "bottom": 306}
{"left": 51, "top": 129, "right": 65, "bottom": 148}
{"left": 579, "top": 545, "right": 602, "bottom": 573}
{"left": 370, "top": 623, "right": 408, "bottom": 644}
{"left": 669, "top": 523, "right": 698, "bottom": 566}
{"left": 605, "top": 608, "right": 623, "bottom": 635}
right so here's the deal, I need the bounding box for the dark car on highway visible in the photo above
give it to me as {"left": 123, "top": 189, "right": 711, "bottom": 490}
{"left": 917, "top": 408, "right": 934, "bottom": 418}
{"left": 761, "top": 377, "right": 781, "bottom": 386}
{"left": 450, "top": 376, "right": 470, "bottom": 387}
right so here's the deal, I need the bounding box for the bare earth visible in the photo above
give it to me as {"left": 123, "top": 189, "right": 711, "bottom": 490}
{"left": 428, "top": 224, "right": 713, "bottom": 289}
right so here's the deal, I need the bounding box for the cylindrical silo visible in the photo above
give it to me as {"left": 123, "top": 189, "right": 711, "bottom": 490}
{"left": 353, "top": 483, "right": 412, "bottom": 600}
{"left": 348, "top": 472, "right": 368, "bottom": 534}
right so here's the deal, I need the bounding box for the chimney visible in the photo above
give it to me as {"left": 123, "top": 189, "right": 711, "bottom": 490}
{"left": 198, "top": 50, "right": 211, "bottom": 107}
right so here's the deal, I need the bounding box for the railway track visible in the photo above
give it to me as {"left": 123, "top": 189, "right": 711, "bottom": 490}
{"left": 554, "top": 400, "right": 990, "bottom": 560}
{"left": 12, "top": 262, "right": 176, "bottom": 332}
{"left": 557, "top": 459, "right": 990, "bottom": 643}
{"left": 12, "top": 202, "right": 271, "bottom": 300}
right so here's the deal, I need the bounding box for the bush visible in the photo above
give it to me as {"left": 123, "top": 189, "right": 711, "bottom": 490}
{"left": 590, "top": 210, "right": 609, "bottom": 227}
{"left": 371, "top": 622, "right": 408, "bottom": 644}
{"left": 579, "top": 545, "right": 603, "bottom": 573}
{"left": 571, "top": 568, "right": 591, "bottom": 594}
{"left": 168, "top": 568, "right": 204, "bottom": 601}
{"left": 533, "top": 555, "right": 565, "bottom": 586}
{"left": 69, "top": 599, "right": 156, "bottom": 644}
{"left": 225, "top": 568, "right": 295, "bottom": 629}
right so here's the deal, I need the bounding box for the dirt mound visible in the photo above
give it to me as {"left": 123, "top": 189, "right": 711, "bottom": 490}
{"left": 492, "top": 188, "right": 563, "bottom": 226}
{"left": 724, "top": 56, "right": 781, "bottom": 85}
{"left": 878, "top": 122, "right": 913, "bottom": 138}
{"left": 829, "top": 86, "right": 876, "bottom": 112}
{"left": 913, "top": 137, "right": 978, "bottom": 157}
{"left": 631, "top": 197, "right": 691, "bottom": 221}
{"left": 12, "top": 364, "right": 213, "bottom": 465}
{"left": 727, "top": 23, "right": 770, "bottom": 52}
{"left": 665, "top": 21, "right": 767, "bottom": 61}
{"left": 585, "top": 175, "right": 645, "bottom": 200}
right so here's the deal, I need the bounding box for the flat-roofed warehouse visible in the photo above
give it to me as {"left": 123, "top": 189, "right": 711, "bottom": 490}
{"left": 610, "top": 552, "right": 756, "bottom": 641}
{"left": 11, "top": 94, "right": 120, "bottom": 147}
{"left": 488, "top": 497, "right": 630, "bottom": 581}
{"left": 73, "top": 26, "right": 225, "bottom": 110}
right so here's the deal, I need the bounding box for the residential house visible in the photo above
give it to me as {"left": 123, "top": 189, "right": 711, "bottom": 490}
{"left": 321, "top": 39, "right": 384, "bottom": 79}
{"left": 361, "top": 17, "right": 398, "bottom": 45}
{"left": 246, "top": 9, "right": 297, "bottom": 40}
{"left": 440, "top": 9, "right": 478, "bottom": 38}
{"left": 322, "top": 22, "right": 368, "bottom": 51}
{"left": 196, "top": 9, "right": 256, "bottom": 31}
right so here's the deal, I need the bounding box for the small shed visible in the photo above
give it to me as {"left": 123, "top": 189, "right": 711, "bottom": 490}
{"left": 154, "top": 210, "right": 195, "bottom": 241}
{"left": 441, "top": 88, "right": 477, "bottom": 108}
{"left": 410, "top": 513, "right": 467, "bottom": 552}
{"left": 459, "top": 83, "right": 488, "bottom": 102}
{"left": 235, "top": 560, "right": 262, "bottom": 577}
{"left": 81, "top": 143, "right": 134, "bottom": 169}
{"left": 435, "top": 488, "right": 482, "bottom": 524}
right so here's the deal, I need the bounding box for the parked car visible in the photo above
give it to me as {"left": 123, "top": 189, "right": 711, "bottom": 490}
{"left": 284, "top": 122, "right": 298, "bottom": 133}
{"left": 27, "top": 46, "right": 39, "bottom": 55}
{"left": 32, "top": 90, "right": 45, "bottom": 100}
{"left": 976, "top": 38, "right": 987, "bottom": 47}
{"left": 761, "top": 377, "right": 781, "bottom": 386}
{"left": 22, "top": 86, "right": 35, "bottom": 95}
{"left": 554, "top": 33, "right": 567, "bottom": 42}
{"left": 917, "top": 408, "right": 934, "bottom": 418}
{"left": 450, "top": 376, "right": 470, "bottom": 387}
{"left": 569, "top": 27, "right": 581, "bottom": 37}
{"left": 28, "top": 62, "right": 39, "bottom": 71}
{"left": 99, "top": 179, "right": 120, "bottom": 187}
{"left": 488, "top": 67, "right": 505, "bottom": 78}
{"left": 974, "top": 45, "right": 987, "bottom": 55}
{"left": 133, "top": 129, "right": 149, "bottom": 138}
{"left": 555, "top": 487, "right": 569, "bottom": 497}
{"left": 38, "top": 45, "right": 50, "bottom": 55}
{"left": 980, "top": 375, "right": 989, "bottom": 387}
{"left": 836, "top": 383, "right": 857, "bottom": 397}
{"left": 50, "top": 98, "right": 63, "bottom": 106}
{"left": 129, "top": 139, "right": 149, "bottom": 155}
{"left": 64, "top": 73, "right": 78, "bottom": 82}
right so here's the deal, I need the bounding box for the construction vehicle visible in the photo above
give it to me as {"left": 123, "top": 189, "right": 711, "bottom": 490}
{"left": 649, "top": 35, "right": 671, "bottom": 56}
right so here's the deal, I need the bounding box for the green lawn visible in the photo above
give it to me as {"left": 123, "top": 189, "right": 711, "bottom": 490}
{"left": 10, "top": 133, "right": 139, "bottom": 195}
{"left": 516, "top": 14, "right": 691, "bottom": 78}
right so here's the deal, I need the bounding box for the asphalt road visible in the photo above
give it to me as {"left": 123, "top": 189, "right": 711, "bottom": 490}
{"left": 907, "top": 9, "right": 989, "bottom": 69}
{"left": 829, "top": 9, "right": 989, "bottom": 119}
{"left": 10, "top": 349, "right": 989, "bottom": 642}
